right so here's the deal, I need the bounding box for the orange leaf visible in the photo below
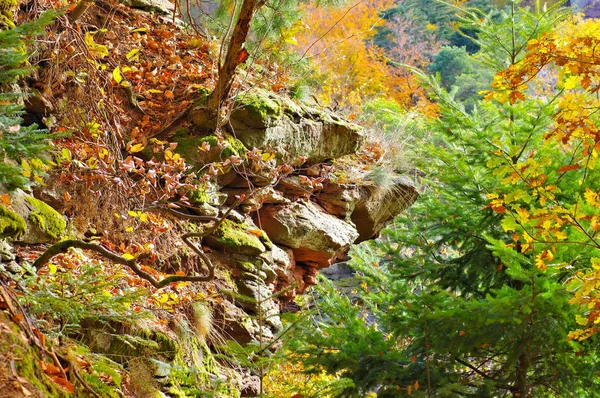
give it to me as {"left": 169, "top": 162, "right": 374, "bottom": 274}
{"left": 41, "top": 361, "right": 63, "bottom": 376}
{"left": 237, "top": 48, "right": 249, "bottom": 64}
{"left": 11, "top": 313, "right": 24, "bottom": 323}
{"left": 49, "top": 375, "right": 75, "bottom": 393}
{"left": 63, "top": 191, "right": 72, "bottom": 203}
{"left": 0, "top": 193, "right": 10, "bottom": 206}
{"left": 248, "top": 229, "right": 264, "bottom": 237}
{"left": 557, "top": 164, "right": 581, "bottom": 173}
{"left": 165, "top": 90, "right": 174, "bottom": 99}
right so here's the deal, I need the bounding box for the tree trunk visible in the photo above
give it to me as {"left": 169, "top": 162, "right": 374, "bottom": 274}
{"left": 206, "top": 0, "right": 263, "bottom": 124}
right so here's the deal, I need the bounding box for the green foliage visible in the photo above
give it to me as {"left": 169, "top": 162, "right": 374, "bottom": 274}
{"left": 0, "top": 10, "right": 65, "bottom": 190}
{"left": 428, "top": 46, "right": 472, "bottom": 89}
{"left": 283, "top": 3, "right": 600, "bottom": 397}
{"left": 19, "top": 261, "right": 148, "bottom": 337}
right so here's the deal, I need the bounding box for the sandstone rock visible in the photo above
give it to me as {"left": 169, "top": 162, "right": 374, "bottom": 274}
{"left": 223, "top": 186, "right": 290, "bottom": 213}
{"left": 276, "top": 175, "right": 316, "bottom": 198}
{"left": 222, "top": 90, "right": 364, "bottom": 164}
{"left": 315, "top": 182, "right": 361, "bottom": 219}
{"left": 119, "top": 0, "right": 174, "bottom": 14}
{"left": 172, "top": 132, "right": 246, "bottom": 168}
{"left": 351, "top": 176, "right": 418, "bottom": 242}
{"left": 258, "top": 201, "right": 359, "bottom": 269}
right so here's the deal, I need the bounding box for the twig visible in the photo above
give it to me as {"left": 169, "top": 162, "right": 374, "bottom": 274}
{"left": 71, "top": 360, "right": 102, "bottom": 398}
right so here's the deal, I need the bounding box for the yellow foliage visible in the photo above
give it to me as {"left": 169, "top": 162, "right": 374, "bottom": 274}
{"left": 263, "top": 356, "right": 341, "bottom": 398}
{"left": 295, "top": 0, "right": 435, "bottom": 113}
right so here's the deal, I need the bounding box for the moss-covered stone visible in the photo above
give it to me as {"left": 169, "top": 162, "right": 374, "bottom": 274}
{"left": 235, "top": 91, "right": 283, "bottom": 123}
{"left": 189, "top": 184, "right": 211, "bottom": 204}
{"left": 0, "top": 0, "right": 17, "bottom": 29}
{"left": 0, "top": 204, "right": 26, "bottom": 238}
{"left": 172, "top": 131, "right": 247, "bottom": 169}
{"left": 25, "top": 196, "right": 66, "bottom": 240}
{"left": 204, "top": 219, "right": 266, "bottom": 256}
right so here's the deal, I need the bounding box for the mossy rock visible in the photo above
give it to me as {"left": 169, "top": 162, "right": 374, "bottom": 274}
{"left": 172, "top": 131, "right": 247, "bottom": 168}
{"left": 233, "top": 91, "right": 283, "bottom": 128}
{"left": 25, "top": 196, "right": 66, "bottom": 240}
{"left": 204, "top": 219, "right": 267, "bottom": 256}
{"left": 0, "top": 204, "right": 26, "bottom": 239}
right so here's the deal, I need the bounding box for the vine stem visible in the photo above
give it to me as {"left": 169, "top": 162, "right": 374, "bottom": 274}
{"left": 32, "top": 199, "right": 245, "bottom": 289}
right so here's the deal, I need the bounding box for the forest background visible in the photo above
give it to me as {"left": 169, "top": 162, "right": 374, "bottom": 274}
{"left": 3, "top": 0, "right": 600, "bottom": 397}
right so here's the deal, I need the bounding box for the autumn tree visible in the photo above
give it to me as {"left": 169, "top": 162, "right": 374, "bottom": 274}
{"left": 284, "top": 3, "right": 600, "bottom": 397}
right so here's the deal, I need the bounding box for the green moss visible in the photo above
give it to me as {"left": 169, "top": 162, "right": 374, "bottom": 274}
{"left": 189, "top": 184, "right": 211, "bottom": 204}
{"left": 172, "top": 132, "right": 247, "bottom": 167}
{"left": 236, "top": 91, "right": 283, "bottom": 121}
{"left": 206, "top": 219, "right": 266, "bottom": 255}
{"left": 0, "top": 204, "right": 26, "bottom": 238}
{"left": 0, "top": 313, "right": 65, "bottom": 397}
{"left": 26, "top": 196, "right": 66, "bottom": 239}
{"left": 0, "top": 0, "right": 19, "bottom": 10}
{"left": 222, "top": 134, "right": 247, "bottom": 158}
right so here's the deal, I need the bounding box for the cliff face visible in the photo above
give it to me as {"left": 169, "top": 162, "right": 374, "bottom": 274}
{"left": 0, "top": 1, "right": 418, "bottom": 396}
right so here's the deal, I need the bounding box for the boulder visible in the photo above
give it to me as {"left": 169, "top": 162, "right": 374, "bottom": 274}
{"left": 258, "top": 201, "right": 359, "bottom": 269}
{"left": 351, "top": 176, "right": 419, "bottom": 242}
{"left": 204, "top": 219, "right": 271, "bottom": 256}
{"left": 7, "top": 190, "right": 66, "bottom": 244}
{"left": 194, "top": 90, "right": 364, "bottom": 164}
{"left": 0, "top": 239, "right": 14, "bottom": 261}
{"left": 315, "top": 182, "right": 361, "bottom": 219}
{"left": 0, "top": 204, "right": 26, "bottom": 239}
{"left": 119, "top": 0, "right": 174, "bottom": 14}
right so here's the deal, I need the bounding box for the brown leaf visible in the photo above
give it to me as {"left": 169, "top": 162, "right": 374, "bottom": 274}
{"left": 49, "top": 375, "right": 75, "bottom": 393}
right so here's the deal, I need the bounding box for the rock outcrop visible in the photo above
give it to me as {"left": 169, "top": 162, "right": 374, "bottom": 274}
{"left": 181, "top": 90, "right": 419, "bottom": 351}
{"left": 192, "top": 90, "right": 365, "bottom": 164}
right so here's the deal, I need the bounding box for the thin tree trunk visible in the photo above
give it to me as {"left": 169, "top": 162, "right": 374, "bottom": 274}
{"left": 207, "top": 0, "right": 263, "bottom": 119}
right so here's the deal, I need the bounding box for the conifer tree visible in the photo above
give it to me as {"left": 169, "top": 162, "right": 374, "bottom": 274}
{"left": 0, "top": 10, "right": 61, "bottom": 190}
{"left": 285, "top": 2, "right": 600, "bottom": 397}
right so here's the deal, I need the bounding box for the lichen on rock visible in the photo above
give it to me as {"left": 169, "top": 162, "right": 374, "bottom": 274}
{"left": 0, "top": 204, "right": 26, "bottom": 238}
{"left": 25, "top": 196, "right": 66, "bottom": 240}
{"left": 204, "top": 219, "right": 268, "bottom": 256}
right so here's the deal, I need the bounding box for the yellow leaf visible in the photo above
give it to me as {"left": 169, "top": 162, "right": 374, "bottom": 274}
{"left": 125, "top": 226, "right": 134, "bottom": 233}
{"left": 563, "top": 75, "right": 582, "bottom": 90}
{"left": 122, "top": 252, "right": 135, "bottom": 260}
{"left": 48, "top": 263, "right": 57, "bottom": 275}
{"left": 129, "top": 143, "right": 145, "bottom": 153}
{"left": 261, "top": 152, "right": 276, "bottom": 161}
{"left": 112, "top": 66, "right": 123, "bottom": 84}
{"left": 515, "top": 207, "right": 530, "bottom": 224}
{"left": 584, "top": 188, "right": 597, "bottom": 207}
{"left": 126, "top": 48, "right": 140, "bottom": 61}
{"left": 554, "top": 230, "right": 567, "bottom": 240}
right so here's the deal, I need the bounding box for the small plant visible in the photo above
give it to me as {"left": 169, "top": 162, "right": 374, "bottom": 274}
{"left": 19, "top": 260, "right": 148, "bottom": 337}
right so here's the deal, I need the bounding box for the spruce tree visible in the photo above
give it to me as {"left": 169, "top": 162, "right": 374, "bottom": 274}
{"left": 0, "top": 10, "right": 61, "bottom": 190}
{"left": 285, "top": 2, "right": 600, "bottom": 397}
